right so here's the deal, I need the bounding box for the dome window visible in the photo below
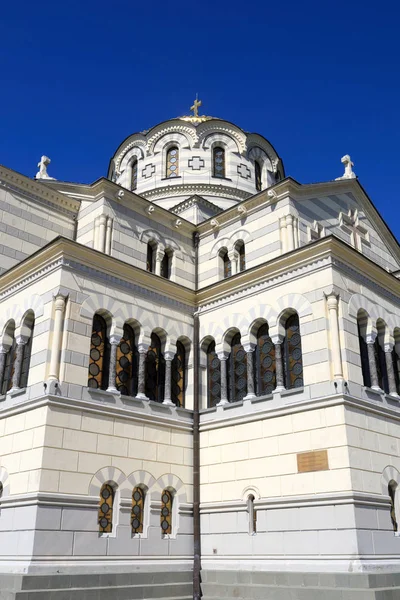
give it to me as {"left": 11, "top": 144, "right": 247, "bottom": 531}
{"left": 213, "top": 147, "right": 225, "bottom": 179}
{"left": 131, "top": 159, "right": 138, "bottom": 191}
{"left": 166, "top": 147, "right": 179, "bottom": 178}
{"left": 255, "top": 160, "right": 262, "bottom": 191}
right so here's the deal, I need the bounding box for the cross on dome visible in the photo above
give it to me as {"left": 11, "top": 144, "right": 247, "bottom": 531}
{"left": 190, "top": 96, "right": 202, "bottom": 117}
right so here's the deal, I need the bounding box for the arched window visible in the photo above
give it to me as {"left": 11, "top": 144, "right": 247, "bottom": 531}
{"left": 213, "top": 147, "right": 225, "bottom": 178}
{"left": 116, "top": 324, "right": 138, "bottom": 397}
{"left": 131, "top": 159, "right": 138, "bottom": 191}
{"left": 161, "top": 489, "right": 173, "bottom": 535}
{"left": 207, "top": 341, "right": 221, "bottom": 408}
{"left": 256, "top": 323, "right": 276, "bottom": 396}
{"left": 147, "top": 243, "right": 155, "bottom": 273}
{"left": 166, "top": 147, "right": 179, "bottom": 178}
{"left": 389, "top": 481, "right": 398, "bottom": 532}
{"left": 145, "top": 332, "right": 165, "bottom": 402}
{"left": 99, "top": 483, "right": 114, "bottom": 533}
{"left": 171, "top": 341, "right": 185, "bottom": 407}
{"left": 1, "top": 338, "right": 16, "bottom": 395}
{"left": 375, "top": 325, "right": 388, "bottom": 393}
{"left": 228, "top": 333, "right": 247, "bottom": 402}
{"left": 255, "top": 161, "right": 262, "bottom": 191}
{"left": 219, "top": 249, "right": 231, "bottom": 279}
{"left": 392, "top": 344, "right": 400, "bottom": 395}
{"left": 247, "top": 495, "right": 257, "bottom": 534}
{"left": 19, "top": 319, "right": 35, "bottom": 389}
{"left": 88, "top": 314, "right": 110, "bottom": 390}
{"left": 357, "top": 318, "right": 371, "bottom": 387}
{"left": 161, "top": 250, "right": 172, "bottom": 279}
{"left": 283, "top": 314, "right": 303, "bottom": 389}
{"left": 236, "top": 242, "right": 245, "bottom": 272}
{"left": 131, "top": 486, "right": 145, "bottom": 534}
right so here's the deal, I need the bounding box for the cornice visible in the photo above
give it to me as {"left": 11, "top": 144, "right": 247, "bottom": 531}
{"left": 141, "top": 182, "right": 251, "bottom": 203}
{"left": 171, "top": 195, "right": 222, "bottom": 216}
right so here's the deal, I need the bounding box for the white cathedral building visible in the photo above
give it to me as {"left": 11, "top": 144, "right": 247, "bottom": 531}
{"left": 0, "top": 101, "right": 400, "bottom": 599}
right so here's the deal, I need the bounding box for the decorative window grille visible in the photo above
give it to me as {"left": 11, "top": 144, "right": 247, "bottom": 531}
{"left": 131, "top": 486, "right": 145, "bottom": 534}
{"left": 99, "top": 483, "right": 114, "bottom": 533}
{"left": 255, "top": 161, "right": 262, "bottom": 191}
{"left": 166, "top": 147, "right": 179, "bottom": 178}
{"left": 171, "top": 341, "right": 185, "bottom": 407}
{"left": 229, "top": 333, "right": 247, "bottom": 402}
{"left": 88, "top": 314, "right": 109, "bottom": 390}
{"left": 283, "top": 314, "right": 303, "bottom": 389}
{"left": 116, "top": 324, "right": 138, "bottom": 396}
{"left": 213, "top": 147, "right": 225, "bottom": 178}
{"left": 145, "top": 332, "right": 165, "bottom": 402}
{"left": 256, "top": 323, "right": 276, "bottom": 395}
{"left": 131, "top": 159, "right": 138, "bottom": 191}
{"left": 160, "top": 489, "right": 173, "bottom": 535}
{"left": 207, "top": 341, "right": 221, "bottom": 407}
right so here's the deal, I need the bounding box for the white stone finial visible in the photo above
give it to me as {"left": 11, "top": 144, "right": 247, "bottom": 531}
{"left": 35, "top": 155, "right": 55, "bottom": 180}
{"left": 335, "top": 154, "right": 356, "bottom": 180}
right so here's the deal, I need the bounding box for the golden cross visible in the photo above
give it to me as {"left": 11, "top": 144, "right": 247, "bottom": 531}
{"left": 190, "top": 96, "right": 202, "bottom": 117}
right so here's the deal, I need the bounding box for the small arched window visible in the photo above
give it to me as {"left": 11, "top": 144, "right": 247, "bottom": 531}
{"left": 116, "top": 324, "right": 138, "bottom": 397}
{"left": 171, "top": 341, "right": 185, "bottom": 407}
{"left": 236, "top": 242, "right": 245, "bottom": 272}
{"left": 131, "top": 159, "right": 138, "bottom": 191}
{"left": 392, "top": 343, "right": 400, "bottom": 395}
{"left": 256, "top": 323, "right": 276, "bottom": 396}
{"left": 131, "top": 486, "right": 145, "bottom": 534}
{"left": 213, "top": 147, "right": 225, "bottom": 178}
{"left": 207, "top": 341, "right": 221, "bottom": 408}
{"left": 283, "top": 314, "right": 303, "bottom": 389}
{"left": 88, "top": 314, "right": 110, "bottom": 390}
{"left": 19, "top": 319, "right": 35, "bottom": 389}
{"left": 247, "top": 494, "right": 257, "bottom": 534}
{"left": 161, "top": 250, "right": 172, "bottom": 280}
{"left": 228, "top": 333, "right": 247, "bottom": 402}
{"left": 389, "top": 481, "right": 398, "bottom": 532}
{"left": 99, "top": 483, "right": 114, "bottom": 533}
{"left": 255, "top": 161, "right": 262, "bottom": 191}
{"left": 147, "top": 243, "right": 155, "bottom": 273}
{"left": 145, "top": 332, "right": 165, "bottom": 402}
{"left": 166, "top": 147, "right": 179, "bottom": 178}
{"left": 1, "top": 338, "right": 16, "bottom": 395}
{"left": 161, "top": 489, "right": 173, "bottom": 535}
{"left": 219, "top": 249, "right": 231, "bottom": 279}
{"left": 375, "top": 325, "right": 388, "bottom": 393}
{"left": 357, "top": 318, "right": 371, "bottom": 387}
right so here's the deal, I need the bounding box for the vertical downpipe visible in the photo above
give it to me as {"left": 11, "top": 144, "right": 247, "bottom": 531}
{"left": 193, "top": 231, "right": 201, "bottom": 600}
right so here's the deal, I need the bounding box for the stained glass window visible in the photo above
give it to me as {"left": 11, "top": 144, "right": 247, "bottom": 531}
{"left": 375, "top": 336, "right": 388, "bottom": 392}
{"left": 255, "top": 161, "right": 262, "bottom": 191}
{"left": 131, "top": 486, "right": 145, "bottom": 534}
{"left": 389, "top": 482, "right": 398, "bottom": 532}
{"left": 99, "top": 483, "right": 114, "bottom": 533}
{"left": 213, "top": 147, "right": 225, "bottom": 178}
{"left": 145, "top": 332, "right": 165, "bottom": 402}
{"left": 116, "top": 324, "right": 138, "bottom": 397}
{"left": 161, "top": 489, "right": 173, "bottom": 535}
{"left": 357, "top": 322, "right": 371, "bottom": 387}
{"left": 256, "top": 323, "right": 276, "bottom": 396}
{"left": 20, "top": 320, "right": 35, "bottom": 389}
{"left": 88, "top": 314, "right": 110, "bottom": 390}
{"left": 147, "top": 243, "right": 154, "bottom": 272}
{"left": 131, "top": 159, "right": 138, "bottom": 191}
{"left": 1, "top": 338, "right": 16, "bottom": 394}
{"left": 166, "top": 147, "right": 179, "bottom": 178}
{"left": 238, "top": 243, "right": 245, "bottom": 272}
{"left": 207, "top": 341, "right": 221, "bottom": 408}
{"left": 284, "top": 314, "right": 303, "bottom": 389}
{"left": 171, "top": 341, "right": 185, "bottom": 407}
{"left": 222, "top": 251, "right": 231, "bottom": 279}
{"left": 229, "top": 333, "right": 247, "bottom": 402}
{"left": 161, "top": 252, "right": 172, "bottom": 279}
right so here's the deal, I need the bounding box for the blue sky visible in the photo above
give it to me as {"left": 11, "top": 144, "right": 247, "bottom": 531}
{"left": 1, "top": 1, "right": 399, "bottom": 239}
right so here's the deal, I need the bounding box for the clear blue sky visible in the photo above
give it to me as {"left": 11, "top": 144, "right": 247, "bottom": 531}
{"left": 1, "top": 1, "right": 399, "bottom": 239}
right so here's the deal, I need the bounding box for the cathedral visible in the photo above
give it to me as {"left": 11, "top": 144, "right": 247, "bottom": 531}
{"left": 0, "top": 100, "right": 400, "bottom": 600}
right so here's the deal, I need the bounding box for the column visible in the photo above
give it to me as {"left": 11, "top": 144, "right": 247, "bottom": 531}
{"left": 326, "top": 294, "right": 343, "bottom": 380}
{"left": 217, "top": 351, "right": 229, "bottom": 405}
{"left": 98, "top": 214, "right": 108, "bottom": 253}
{"left": 228, "top": 251, "right": 238, "bottom": 276}
{"left": 136, "top": 343, "right": 149, "bottom": 400}
{"left": 280, "top": 216, "right": 287, "bottom": 253}
{"left": 105, "top": 217, "right": 113, "bottom": 255}
{"left": 48, "top": 294, "right": 67, "bottom": 382}
{"left": 93, "top": 217, "right": 100, "bottom": 250}
{"left": 366, "top": 332, "right": 380, "bottom": 390}
{"left": 272, "top": 335, "right": 285, "bottom": 391}
{"left": 0, "top": 346, "right": 8, "bottom": 393}
{"left": 107, "top": 334, "right": 121, "bottom": 392}
{"left": 293, "top": 217, "right": 299, "bottom": 248}
{"left": 385, "top": 342, "right": 398, "bottom": 396}
{"left": 286, "top": 214, "right": 295, "bottom": 251}
{"left": 11, "top": 336, "right": 27, "bottom": 390}
{"left": 243, "top": 343, "right": 256, "bottom": 400}
{"left": 155, "top": 250, "right": 164, "bottom": 276}
{"left": 163, "top": 351, "right": 175, "bottom": 405}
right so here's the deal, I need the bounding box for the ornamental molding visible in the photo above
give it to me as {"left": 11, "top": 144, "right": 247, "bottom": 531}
{"left": 146, "top": 124, "right": 197, "bottom": 154}
{"left": 141, "top": 182, "right": 251, "bottom": 203}
{"left": 0, "top": 257, "right": 65, "bottom": 302}
{"left": 114, "top": 137, "right": 147, "bottom": 172}
{"left": 171, "top": 195, "right": 222, "bottom": 216}
{"left": 196, "top": 122, "right": 246, "bottom": 153}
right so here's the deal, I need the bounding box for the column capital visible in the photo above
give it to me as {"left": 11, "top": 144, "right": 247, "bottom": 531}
{"left": 280, "top": 215, "right": 287, "bottom": 226}
{"left": 164, "top": 351, "right": 175, "bottom": 362}
{"left": 228, "top": 249, "right": 238, "bottom": 260}
{"left": 242, "top": 342, "right": 256, "bottom": 353}
{"left": 326, "top": 294, "right": 339, "bottom": 310}
{"left": 155, "top": 249, "right": 164, "bottom": 261}
{"left": 110, "top": 334, "right": 122, "bottom": 345}
{"left": 138, "top": 342, "right": 149, "bottom": 354}
{"left": 15, "top": 335, "right": 28, "bottom": 346}
{"left": 98, "top": 213, "right": 108, "bottom": 224}
{"left": 217, "top": 351, "right": 229, "bottom": 361}
{"left": 286, "top": 213, "right": 294, "bottom": 224}
{"left": 366, "top": 332, "right": 377, "bottom": 344}
{"left": 54, "top": 293, "right": 68, "bottom": 310}
{"left": 271, "top": 334, "right": 284, "bottom": 345}
{"left": 0, "top": 345, "right": 9, "bottom": 354}
{"left": 384, "top": 341, "right": 395, "bottom": 353}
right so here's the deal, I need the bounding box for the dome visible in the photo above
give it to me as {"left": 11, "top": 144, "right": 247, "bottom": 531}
{"left": 108, "top": 104, "right": 285, "bottom": 217}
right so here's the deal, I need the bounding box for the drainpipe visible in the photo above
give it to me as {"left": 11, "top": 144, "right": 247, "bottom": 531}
{"left": 193, "top": 230, "right": 201, "bottom": 600}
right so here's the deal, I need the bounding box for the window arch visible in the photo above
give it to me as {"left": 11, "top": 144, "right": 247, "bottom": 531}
{"left": 145, "top": 332, "right": 165, "bottom": 402}
{"left": 213, "top": 147, "right": 225, "bottom": 178}
{"left": 228, "top": 333, "right": 247, "bottom": 402}
{"left": 392, "top": 336, "right": 400, "bottom": 395}
{"left": 131, "top": 159, "right": 138, "bottom": 191}
{"left": 116, "top": 324, "right": 138, "bottom": 396}
{"left": 166, "top": 146, "right": 179, "bottom": 178}
{"left": 375, "top": 321, "right": 389, "bottom": 393}
{"left": 1, "top": 327, "right": 16, "bottom": 395}
{"left": 161, "top": 249, "right": 172, "bottom": 280}
{"left": 19, "top": 315, "right": 35, "bottom": 389}
{"left": 255, "top": 161, "right": 262, "bottom": 191}
{"left": 131, "top": 486, "right": 145, "bottom": 534}
{"left": 357, "top": 314, "right": 371, "bottom": 387}
{"left": 207, "top": 340, "right": 221, "bottom": 408}
{"left": 99, "top": 483, "right": 114, "bottom": 533}
{"left": 256, "top": 323, "right": 276, "bottom": 396}
{"left": 247, "top": 494, "right": 257, "bottom": 534}
{"left": 171, "top": 341, "right": 185, "bottom": 407}
{"left": 88, "top": 314, "right": 110, "bottom": 390}
{"left": 160, "top": 489, "right": 173, "bottom": 535}
{"left": 389, "top": 481, "right": 398, "bottom": 532}
{"left": 283, "top": 314, "right": 303, "bottom": 389}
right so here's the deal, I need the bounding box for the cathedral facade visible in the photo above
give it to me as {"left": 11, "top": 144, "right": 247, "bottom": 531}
{"left": 0, "top": 104, "right": 400, "bottom": 599}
